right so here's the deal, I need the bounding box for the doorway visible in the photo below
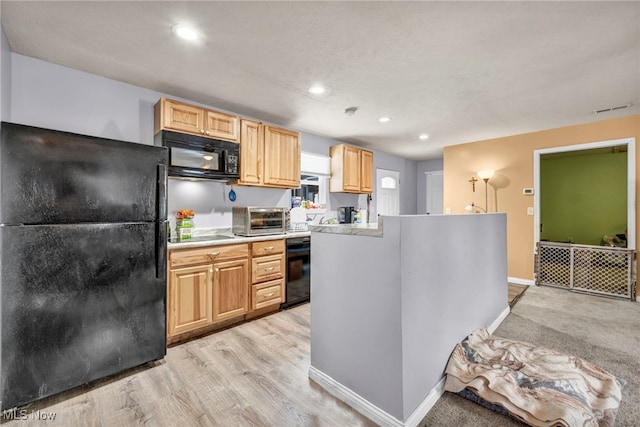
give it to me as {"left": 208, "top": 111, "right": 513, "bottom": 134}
{"left": 534, "top": 137, "right": 635, "bottom": 249}
{"left": 376, "top": 168, "right": 400, "bottom": 216}
{"left": 425, "top": 171, "right": 443, "bottom": 214}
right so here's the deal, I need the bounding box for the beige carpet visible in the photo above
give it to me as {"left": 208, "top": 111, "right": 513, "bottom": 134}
{"left": 420, "top": 285, "right": 640, "bottom": 426}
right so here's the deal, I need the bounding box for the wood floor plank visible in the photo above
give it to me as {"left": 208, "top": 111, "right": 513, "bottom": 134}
{"left": 1, "top": 303, "right": 374, "bottom": 427}
{"left": 508, "top": 283, "right": 528, "bottom": 308}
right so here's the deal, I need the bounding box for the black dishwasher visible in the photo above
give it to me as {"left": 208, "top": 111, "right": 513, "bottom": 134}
{"left": 282, "top": 236, "right": 311, "bottom": 308}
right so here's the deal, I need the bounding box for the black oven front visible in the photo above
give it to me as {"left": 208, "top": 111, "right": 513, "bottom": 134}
{"left": 155, "top": 130, "right": 239, "bottom": 180}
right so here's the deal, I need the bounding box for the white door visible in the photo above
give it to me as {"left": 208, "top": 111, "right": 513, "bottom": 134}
{"left": 425, "top": 171, "right": 443, "bottom": 214}
{"left": 376, "top": 169, "right": 400, "bottom": 216}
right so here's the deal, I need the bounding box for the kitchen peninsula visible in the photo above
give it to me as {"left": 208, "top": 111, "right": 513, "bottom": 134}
{"left": 308, "top": 214, "right": 508, "bottom": 426}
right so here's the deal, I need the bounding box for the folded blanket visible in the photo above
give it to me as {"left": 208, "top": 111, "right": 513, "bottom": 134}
{"left": 444, "top": 328, "right": 625, "bottom": 427}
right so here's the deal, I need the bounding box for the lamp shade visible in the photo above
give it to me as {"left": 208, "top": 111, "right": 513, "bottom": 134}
{"left": 464, "top": 202, "right": 486, "bottom": 213}
{"left": 477, "top": 170, "right": 494, "bottom": 180}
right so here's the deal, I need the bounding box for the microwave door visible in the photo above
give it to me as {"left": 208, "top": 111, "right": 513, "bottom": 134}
{"left": 170, "top": 147, "right": 221, "bottom": 172}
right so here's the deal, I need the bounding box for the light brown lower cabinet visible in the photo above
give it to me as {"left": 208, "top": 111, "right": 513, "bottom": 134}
{"left": 252, "top": 278, "right": 284, "bottom": 311}
{"left": 250, "top": 239, "right": 285, "bottom": 312}
{"left": 167, "top": 243, "right": 249, "bottom": 341}
{"left": 169, "top": 264, "right": 213, "bottom": 336}
{"left": 167, "top": 239, "right": 287, "bottom": 343}
{"left": 212, "top": 257, "right": 249, "bottom": 322}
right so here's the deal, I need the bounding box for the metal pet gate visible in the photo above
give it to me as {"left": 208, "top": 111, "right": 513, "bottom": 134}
{"left": 535, "top": 241, "right": 636, "bottom": 301}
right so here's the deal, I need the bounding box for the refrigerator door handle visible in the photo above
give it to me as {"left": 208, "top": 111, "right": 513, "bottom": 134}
{"left": 157, "top": 220, "right": 168, "bottom": 280}
{"left": 157, "top": 164, "right": 168, "bottom": 221}
{"left": 156, "top": 163, "right": 168, "bottom": 280}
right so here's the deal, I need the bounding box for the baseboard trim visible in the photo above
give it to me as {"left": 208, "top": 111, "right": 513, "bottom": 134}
{"left": 487, "top": 306, "right": 510, "bottom": 334}
{"left": 404, "top": 376, "right": 446, "bottom": 427}
{"left": 508, "top": 276, "right": 535, "bottom": 286}
{"left": 309, "top": 366, "right": 404, "bottom": 427}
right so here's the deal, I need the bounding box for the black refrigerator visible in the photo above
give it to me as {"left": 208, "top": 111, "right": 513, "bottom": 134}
{"left": 0, "top": 122, "right": 168, "bottom": 410}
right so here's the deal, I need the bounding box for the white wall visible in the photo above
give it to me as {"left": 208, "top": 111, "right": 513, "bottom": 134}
{"left": 9, "top": 52, "right": 420, "bottom": 228}
{"left": 310, "top": 214, "right": 508, "bottom": 422}
{"left": 374, "top": 151, "right": 418, "bottom": 216}
{"left": 311, "top": 224, "right": 405, "bottom": 418}
{"left": 11, "top": 54, "right": 163, "bottom": 145}
{"left": 1, "top": 24, "right": 11, "bottom": 121}
{"left": 416, "top": 159, "right": 444, "bottom": 214}
{"left": 399, "top": 213, "right": 507, "bottom": 418}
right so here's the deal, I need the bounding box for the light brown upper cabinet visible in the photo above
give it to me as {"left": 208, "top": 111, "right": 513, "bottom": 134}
{"left": 329, "top": 144, "right": 374, "bottom": 193}
{"left": 237, "top": 119, "right": 301, "bottom": 189}
{"left": 154, "top": 98, "right": 239, "bottom": 142}
{"left": 359, "top": 149, "right": 374, "bottom": 193}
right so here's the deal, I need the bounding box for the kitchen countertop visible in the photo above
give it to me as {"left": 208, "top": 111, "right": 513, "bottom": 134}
{"left": 308, "top": 217, "right": 383, "bottom": 237}
{"left": 167, "top": 229, "right": 310, "bottom": 250}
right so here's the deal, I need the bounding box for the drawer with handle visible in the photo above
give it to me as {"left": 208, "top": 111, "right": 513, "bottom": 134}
{"left": 170, "top": 244, "right": 249, "bottom": 269}
{"left": 252, "top": 279, "right": 284, "bottom": 310}
{"left": 252, "top": 239, "right": 285, "bottom": 257}
{"left": 251, "top": 253, "right": 284, "bottom": 283}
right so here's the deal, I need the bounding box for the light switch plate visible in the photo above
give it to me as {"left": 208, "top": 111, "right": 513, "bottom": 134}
{"left": 527, "top": 207, "right": 534, "bottom": 215}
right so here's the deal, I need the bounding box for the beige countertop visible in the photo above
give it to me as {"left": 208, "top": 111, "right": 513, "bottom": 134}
{"left": 168, "top": 229, "right": 310, "bottom": 250}
{"left": 308, "top": 217, "right": 383, "bottom": 237}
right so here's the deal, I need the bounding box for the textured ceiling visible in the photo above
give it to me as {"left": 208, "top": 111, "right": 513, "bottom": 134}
{"left": 1, "top": 1, "right": 639, "bottom": 160}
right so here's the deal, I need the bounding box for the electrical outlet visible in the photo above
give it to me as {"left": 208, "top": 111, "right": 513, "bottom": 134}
{"left": 445, "top": 207, "right": 451, "bottom": 214}
{"left": 527, "top": 207, "right": 534, "bottom": 215}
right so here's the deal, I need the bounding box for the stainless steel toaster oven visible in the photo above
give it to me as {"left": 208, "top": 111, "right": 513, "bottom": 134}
{"left": 232, "top": 207, "right": 288, "bottom": 236}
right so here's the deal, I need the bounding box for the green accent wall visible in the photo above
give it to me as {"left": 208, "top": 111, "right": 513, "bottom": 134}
{"left": 540, "top": 149, "right": 627, "bottom": 245}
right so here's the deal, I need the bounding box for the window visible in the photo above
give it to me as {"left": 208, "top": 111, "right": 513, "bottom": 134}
{"left": 381, "top": 176, "right": 397, "bottom": 189}
{"left": 292, "top": 174, "right": 327, "bottom": 210}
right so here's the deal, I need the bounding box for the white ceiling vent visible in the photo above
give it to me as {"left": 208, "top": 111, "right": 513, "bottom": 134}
{"left": 593, "top": 103, "right": 633, "bottom": 114}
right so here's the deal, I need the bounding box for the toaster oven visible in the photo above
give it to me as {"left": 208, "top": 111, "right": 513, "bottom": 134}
{"left": 232, "top": 207, "right": 288, "bottom": 236}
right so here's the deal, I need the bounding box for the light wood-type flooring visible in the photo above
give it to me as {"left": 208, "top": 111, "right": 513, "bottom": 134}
{"left": 508, "top": 283, "right": 528, "bottom": 308}
{"left": 2, "top": 304, "right": 375, "bottom": 427}
{"left": 4, "top": 286, "right": 526, "bottom": 426}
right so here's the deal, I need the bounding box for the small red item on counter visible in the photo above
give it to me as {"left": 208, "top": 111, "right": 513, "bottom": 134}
{"left": 175, "top": 209, "right": 195, "bottom": 219}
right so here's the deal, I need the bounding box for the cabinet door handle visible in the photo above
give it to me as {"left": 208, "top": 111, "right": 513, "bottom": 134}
{"left": 215, "top": 268, "right": 219, "bottom": 272}
{"left": 205, "top": 130, "right": 210, "bottom": 135}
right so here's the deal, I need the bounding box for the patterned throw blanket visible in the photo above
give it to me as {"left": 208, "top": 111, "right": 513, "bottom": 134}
{"left": 444, "top": 328, "right": 625, "bottom": 427}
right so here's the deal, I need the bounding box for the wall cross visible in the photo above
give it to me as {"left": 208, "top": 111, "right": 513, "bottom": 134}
{"left": 469, "top": 176, "right": 478, "bottom": 192}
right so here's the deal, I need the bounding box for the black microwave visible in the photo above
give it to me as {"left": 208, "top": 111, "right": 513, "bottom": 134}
{"left": 154, "top": 130, "right": 239, "bottom": 181}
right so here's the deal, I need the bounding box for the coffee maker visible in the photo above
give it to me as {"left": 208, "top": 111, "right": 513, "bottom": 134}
{"left": 338, "top": 206, "right": 356, "bottom": 224}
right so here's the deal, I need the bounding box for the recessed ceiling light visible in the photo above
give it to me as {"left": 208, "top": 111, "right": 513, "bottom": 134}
{"left": 309, "top": 85, "right": 326, "bottom": 95}
{"left": 379, "top": 117, "right": 391, "bottom": 123}
{"left": 173, "top": 25, "right": 198, "bottom": 41}
{"left": 419, "top": 134, "right": 429, "bottom": 140}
